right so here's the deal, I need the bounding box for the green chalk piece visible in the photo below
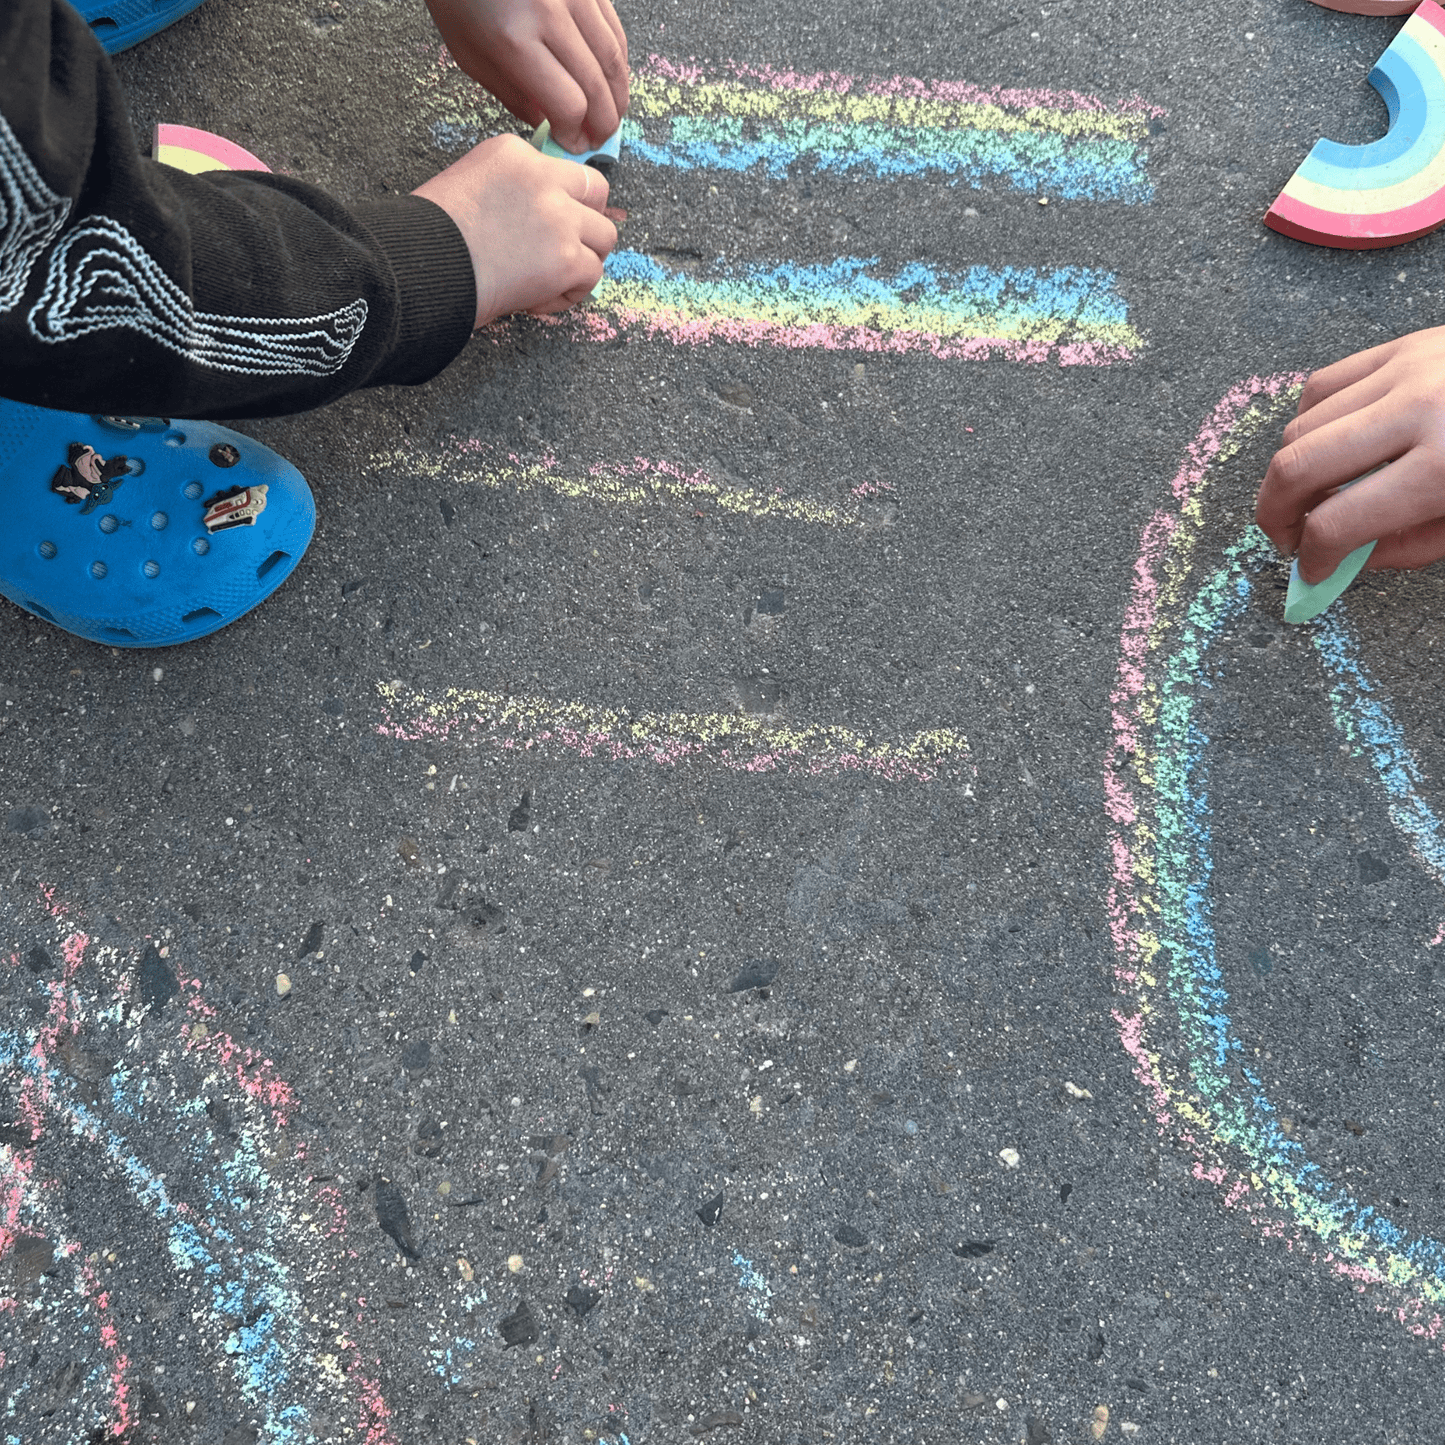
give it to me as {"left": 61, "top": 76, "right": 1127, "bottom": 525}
{"left": 1283, "top": 540, "right": 1376, "bottom": 624}
{"left": 1281, "top": 466, "right": 1382, "bottom": 624}
{"left": 530, "top": 119, "right": 622, "bottom": 166}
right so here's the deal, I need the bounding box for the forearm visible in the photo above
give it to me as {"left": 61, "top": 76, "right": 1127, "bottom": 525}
{"left": 0, "top": 0, "right": 476, "bottom": 418}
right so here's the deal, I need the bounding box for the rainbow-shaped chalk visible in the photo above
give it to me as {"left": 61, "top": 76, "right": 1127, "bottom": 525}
{"left": 152, "top": 122, "right": 269, "bottom": 174}
{"left": 1266, "top": 0, "right": 1445, "bottom": 249}
{"left": 1308, "top": 0, "right": 1415, "bottom": 15}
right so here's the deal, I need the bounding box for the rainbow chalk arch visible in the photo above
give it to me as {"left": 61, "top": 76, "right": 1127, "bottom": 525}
{"left": 1267, "top": 0, "right": 1445, "bottom": 249}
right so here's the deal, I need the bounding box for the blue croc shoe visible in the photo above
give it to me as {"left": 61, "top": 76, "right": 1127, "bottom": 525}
{"left": 0, "top": 401, "right": 314, "bottom": 648}
{"left": 75, "top": 0, "right": 209, "bottom": 53}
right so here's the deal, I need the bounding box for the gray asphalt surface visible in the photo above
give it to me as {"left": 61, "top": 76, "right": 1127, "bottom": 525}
{"left": 5, "top": 0, "right": 1445, "bottom": 1440}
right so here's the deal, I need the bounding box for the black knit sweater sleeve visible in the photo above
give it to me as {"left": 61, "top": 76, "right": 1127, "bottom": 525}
{"left": 0, "top": 0, "right": 477, "bottom": 418}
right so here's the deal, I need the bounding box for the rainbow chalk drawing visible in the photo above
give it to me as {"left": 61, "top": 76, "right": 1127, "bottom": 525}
{"left": 1107, "top": 373, "right": 1445, "bottom": 1359}
{"left": 153, "top": 123, "right": 270, "bottom": 174}
{"left": 0, "top": 890, "right": 401, "bottom": 1442}
{"left": 419, "top": 51, "right": 1164, "bottom": 203}
{"left": 376, "top": 682, "right": 972, "bottom": 785}
{"left": 413, "top": 47, "right": 1147, "bottom": 363}
{"left": 368, "top": 444, "right": 891, "bottom": 527}
{"left": 1266, "top": 1, "right": 1445, "bottom": 249}
{"left": 566, "top": 250, "right": 1139, "bottom": 365}
{"left": 624, "top": 57, "right": 1163, "bottom": 201}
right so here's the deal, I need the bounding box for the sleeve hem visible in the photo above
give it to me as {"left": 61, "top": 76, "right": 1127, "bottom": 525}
{"left": 351, "top": 195, "right": 476, "bottom": 387}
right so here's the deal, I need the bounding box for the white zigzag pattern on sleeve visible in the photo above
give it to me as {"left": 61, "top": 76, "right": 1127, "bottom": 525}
{"left": 0, "top": 107, "right": 71, "bottom": 314}
{"left": 27, "top": 215, "right": 369, "bottom": 376}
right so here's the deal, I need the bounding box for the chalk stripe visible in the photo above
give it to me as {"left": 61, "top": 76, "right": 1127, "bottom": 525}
{"left": 368, "top": 445, "right": 886, "bottom": 526}
{"left": 568, "top": 251, "right": 1138, "bottom": 365}
{"left": 376, "top": 682, "right": 972, "bottom": 784}
{"left": 1314, "top": 614, "right": 1445, "bottom": 888}
{"left": 625, "top": 57, "right": 1160, "bottom": 200}
{"left": 418, "top": 51, "right": 1162, "bottom": 202}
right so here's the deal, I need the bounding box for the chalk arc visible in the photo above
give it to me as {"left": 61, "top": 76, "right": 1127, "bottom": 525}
{"left": 1266, "top": 0, "right": 1445, "bottom": 248}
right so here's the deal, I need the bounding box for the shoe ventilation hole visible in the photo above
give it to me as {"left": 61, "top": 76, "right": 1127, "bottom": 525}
{"left": 209, "top": 443, "right": 241, "bottom": 468}
{"left": 87, "top": 17, "right": 118, "bottom": 36}
{"left": 90, "top": 561, "right": 107, "bottom": 579}
{"left": 183, "top": 481, "right": 203, "bottom": 500}
{"left": 143, "top": 560, "right": 160, "bottom": 579}
{"left": 151, "top": 511, "right": 168, "bottom": 530}
{"left": 38, "top": 541, "right": 56, "bottom": 560}
{"left": 102, "top": 627, "right": 135, "bottom": 640}
{"left": 182, "top": 607, "right": 221, "bottom": 624}
{"left": 124, "top": 458, "right": 145, "bottom": 477}
{"left": 164, "top": 430, "right": 186, "bottom": 447}
{"left": 99, "top": 515, "right": 118, "bottom": 534}
{"left": 257, "top": 550, "right": 288, "bottom": 580}
{"left": 26, "top": 602, "right": 55, "bottom": 623}
{"left": 192, "top": 536, "right": 210, "bottom": 556}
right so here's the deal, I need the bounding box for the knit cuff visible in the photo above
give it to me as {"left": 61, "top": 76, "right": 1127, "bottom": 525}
{"left": 352, "top": 195, "right": 476, "bottom": 387}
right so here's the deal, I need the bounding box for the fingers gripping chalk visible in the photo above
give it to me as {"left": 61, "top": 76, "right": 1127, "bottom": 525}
{"left": 1282, "top": 470, "right": 1381, "bottom": 624}
{"left": 531, "top": 120, "right": 623, "bottom": 300}
{"left": 1284, "top": 541, "right": 1378, "bottom": 623}
{"left": 531, "top": 119, "right": 623, "bottom": 169}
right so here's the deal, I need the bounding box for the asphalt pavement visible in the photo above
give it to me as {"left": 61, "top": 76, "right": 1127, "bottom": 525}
{"left": 5, "top": 0, "right": 1445, "bottom": 1440}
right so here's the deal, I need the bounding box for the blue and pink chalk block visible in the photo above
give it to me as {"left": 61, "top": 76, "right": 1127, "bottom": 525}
{"left": 1269, "top": 0, "right": 1445, "bottom": 248}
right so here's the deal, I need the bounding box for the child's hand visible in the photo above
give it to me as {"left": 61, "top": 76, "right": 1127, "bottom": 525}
{"left": 412, "top": 134, "right": 617, "bottom": 325}
{"left": 1256, "top": 327, "right": 1445, "bottom": 582}
{"left": 425, "top": 0, "right": 628, "bottom": 154}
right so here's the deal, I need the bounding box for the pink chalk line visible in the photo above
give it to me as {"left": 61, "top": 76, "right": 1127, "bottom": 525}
{"left": 641, "top": 54, "right": 1167, "bottom": 117}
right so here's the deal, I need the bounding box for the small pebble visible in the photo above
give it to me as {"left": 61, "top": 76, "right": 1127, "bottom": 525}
{"left": 999, "top": 1147, "right": 1021, "bottom": 1169}
{"left": 903, "top": 1119, "right": 918, "bottom": 1136}
{"left": 843, "top": 1059, "right": 857, "bottom": 1073}
{"left": 457, "top": 1257, "right": 474, "bottom": 1281}
{"left": 1064, "top": 1081, "right": 1092, "bottom": 1099}
{"left": 1120, "top": 1427, "right": 1139, "bottom": 1438}
{"left": 274, "top": 973, "right": 291, "bottom": 998}
{"left": 507, "top": 1254, "right": 524, "bottom": 1273}
{"left": 995, "top": 1398, "right": 1008, "bottom": 1412}
{"left": 1091, "top": 1404, "right": 1109, "bottom": 1440}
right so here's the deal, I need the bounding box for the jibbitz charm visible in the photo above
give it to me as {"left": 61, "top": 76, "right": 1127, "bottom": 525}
{"left": 51, "top": 443, "right": 131, "bottom": 514}
{"left": 202, "top": 484, "right": 268, "bottom": 532}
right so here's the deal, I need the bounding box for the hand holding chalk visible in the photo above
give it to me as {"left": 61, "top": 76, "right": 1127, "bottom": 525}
{"left": 1258, "top": 326, "right": 1445, "bottom": 602}
{"left": 412, "top": 134, "right": 616, "bottom": 325}
{"left": 424, "top": 0, "right": 628, "bottom": 154}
